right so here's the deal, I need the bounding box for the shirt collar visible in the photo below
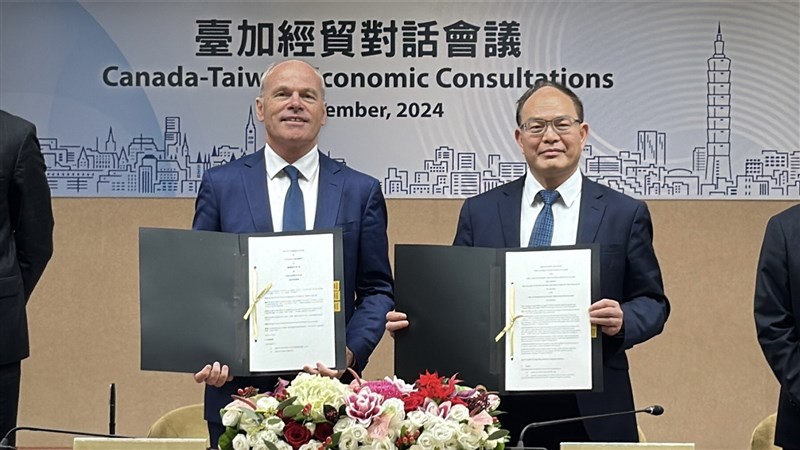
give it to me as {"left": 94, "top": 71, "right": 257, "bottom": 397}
{"left": 523, "top": 167, "right": 583, "bottom": 207}
{"left": 265, "top": 145, "right": 319, "bottom": 180}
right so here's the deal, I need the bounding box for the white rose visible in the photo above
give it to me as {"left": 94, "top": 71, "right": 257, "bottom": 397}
{"left": 335, "top": 416, "right": 355, "bottom": 433}
{"left": 265, "top": 417, "right": 284, "bottom": 434}
{"left": 456, "top": 424, "right": 481, "bottom": 449}
{"left": 276, "top": 441, "right": 293, "bottom": 450}
{"left": 416, "top": 431, "right": 437, "bottom": 450}
{"left": 305, "top": 422, "right": 316, "bottom": 434}
{"left": 349, "top": 424, "right": 368, "bottom": 442}
{"left": 446, "top": 404, "right": 469, "bottom": 422}
{"left": 406, "top": 410, "right": 428, "bottom": 429}
{"left": 257, "top": 430, "right": 278, "bottom": 444}
{"left": 339, "top": 433, "right": 359, "bottom": 450}
{"left": 232, "top": 433, "right": 250, "bottom": 450}
{"left": 299, "top": 440, "right": 321, "bottom": 450}
{"left": 239, "top": 415, "right": 259, "bottom": 434}
{"left": 430, "top": 422, "right": 456, "bottom": 444}
{"left": 253, "top": 442, "right": 268, "bottom": 450}
{"left": 366, "top": 437, "right": 393, "bottom": 450}
{"left": 256, "top": 396, "right": 280, "bottom": 413}
{"left": 222, "top": 409, "right": 242, "bottom": 427}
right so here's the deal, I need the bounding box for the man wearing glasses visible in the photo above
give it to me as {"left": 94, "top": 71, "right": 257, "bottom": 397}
{"left": 388, "top": 80, "right": 669, "bottom": 449}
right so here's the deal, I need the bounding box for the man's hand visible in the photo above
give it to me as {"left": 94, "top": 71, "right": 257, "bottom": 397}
{"left": 589, "top": 299, "right": 624, "bottom": 336}
{"left": 194, "top": 361, "right": 234, "bottom": 387}
{"left": 386, "top": 310, "right": 409, "bottom": 336}
{"left": 303, "top": 347, "right": 354, "bottom": 378}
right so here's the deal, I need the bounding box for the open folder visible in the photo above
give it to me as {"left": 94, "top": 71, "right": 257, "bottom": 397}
{"left": 393, "top": 244, "right": 602, "bottom": 394}
{"left": 139, "top": 227, "right": 346, "bottom": 377}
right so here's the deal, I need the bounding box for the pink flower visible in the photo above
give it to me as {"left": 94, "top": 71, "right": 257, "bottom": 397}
{"left": 367, "top": 413, "right": 391, "bottom": 440}
{"left": 423, "top": 398, "right": 451, "bottom": 419}
{"left": 224, "top": 397, "right": 257, "bottom": 411}
{"left": 345, "top": 387, "right": 383, "bottom": 426}
{"left": 469, "top": 410, "right": 493, "bottom": 428}
{"left": 348, "top": 371, "right": 405, "bottom": 400}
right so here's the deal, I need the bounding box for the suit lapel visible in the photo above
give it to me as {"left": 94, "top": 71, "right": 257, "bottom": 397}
{"left": 577, "top": 177, "right": 606, "bottom": 244}
{"left": 241, "top": 149, "right": 273, "bottom": 232}
{"left": 314, "top": 152, "right": 343, "bottom": 228}
{"left": 500, "top": 177, "right": 525, "bottom": 247}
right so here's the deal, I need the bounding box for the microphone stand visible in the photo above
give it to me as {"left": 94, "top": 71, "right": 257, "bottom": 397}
{"left": 0, "top": 426, "right": 131, "bottom": 450}
{"left": 517, "top": 405, "right": 664, "bottom": 447}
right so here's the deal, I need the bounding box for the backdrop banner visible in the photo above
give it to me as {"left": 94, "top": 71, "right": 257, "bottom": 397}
{"left": 1, "top": 1, "right": 797, "bottom": 199}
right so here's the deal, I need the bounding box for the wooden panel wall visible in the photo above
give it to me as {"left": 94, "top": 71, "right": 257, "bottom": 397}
{"left": 15, "top": 198, "right": 793, "bottom": 448}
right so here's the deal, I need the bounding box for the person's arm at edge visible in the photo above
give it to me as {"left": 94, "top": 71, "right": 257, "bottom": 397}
{"left": 344, "top": 178, "right": 395, "bottom": 373}
{"left": 754, "top": 213, "right": 800, "bottom": 403}
{"left": 13, "top": 121, "right": 54, "bottom": 300}
{"left": 611, "top": 201, "right": 670, "bottom": 354}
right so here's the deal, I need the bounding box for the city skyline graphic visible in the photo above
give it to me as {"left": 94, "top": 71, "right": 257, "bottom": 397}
{"left": 39, "top": 24, "right": 799, "bottom": 198}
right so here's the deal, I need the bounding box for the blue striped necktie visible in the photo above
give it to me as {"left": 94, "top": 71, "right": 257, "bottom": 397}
{"left": 282, "top": 165, "right": 305, "bottom": 231}
{"left": 528, "top": 190, "right": 560, "bottom": 247}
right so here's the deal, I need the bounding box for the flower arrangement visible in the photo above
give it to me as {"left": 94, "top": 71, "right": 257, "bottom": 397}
{"left": 219, "top": 371, "right": 508, "bottom": 450}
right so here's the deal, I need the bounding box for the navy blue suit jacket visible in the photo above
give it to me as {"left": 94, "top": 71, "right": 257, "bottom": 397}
{"left": 192, "top": 149, "right": 394, "bottom": 426}
{"left": 0, "top": 111, "right": 53, "bottom": 366}
{"left": 454, "top": 175, "right": 669, "bottom": 441}
{"left": 755, "top": 204, "right": 800, "bottom": 447}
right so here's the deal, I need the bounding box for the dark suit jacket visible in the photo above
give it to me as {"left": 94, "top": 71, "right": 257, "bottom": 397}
{"left": 192, "top": 149, "right": 394, "bottom": 425}
{"left": 454, "top": 175, "right": 669, "bottom": 442}
{"left": 0, "top": 110, "right": 54, "bottom": 365}
{"left": 754, "top": 204, "right": 800, "bottom": 447}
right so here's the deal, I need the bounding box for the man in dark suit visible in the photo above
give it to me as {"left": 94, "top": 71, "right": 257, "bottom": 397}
{"left": 388, "top": 81, "right": 669, "bottom": 449}
{"left": 755, "top": 204, "right": 800, "bottom": 449}
{"left": 191, "top": 60, "right": 394, "bottom": 448}
{"left": 0, "top": 110, "right": 54, "bottom": 446}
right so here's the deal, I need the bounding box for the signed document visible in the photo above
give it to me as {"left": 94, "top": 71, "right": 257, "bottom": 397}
{"left": 139, "top": 228, "right": 345, "bottom": 377}
{"left": 247, "top": 233, "right": 336, "bottom": 372}
{"left": 504, "top": 248, "right": 593, "bottom": 391}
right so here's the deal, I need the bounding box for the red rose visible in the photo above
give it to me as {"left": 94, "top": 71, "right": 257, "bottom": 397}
{"left": 313, "top": 422, "right": 334, "bottom": 441}
{"left": 283, "top": 421, "right": 312, "bottom": 450}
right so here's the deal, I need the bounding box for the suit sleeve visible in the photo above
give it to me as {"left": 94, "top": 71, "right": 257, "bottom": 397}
{"left": 618, "top": 202, "right": 669, "bottom": 351}
{"left": 12, "top": 122, "right": 54, "bottom": 300}
{"left": 192, "top": 169, "right": 221, "bottom": 232}
{"left": 346, "top": 179, "right": 395, "bottom": 371}
{"left": 452, "top": 198, "right": 474, "bottom": 246}
{"left": 754, "top": 215, "right": 800, "bottom": 402}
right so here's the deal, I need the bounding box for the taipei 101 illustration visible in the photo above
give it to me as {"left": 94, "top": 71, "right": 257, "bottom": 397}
{"left": 705, "top": 23, "right": 732, "bottom": 186}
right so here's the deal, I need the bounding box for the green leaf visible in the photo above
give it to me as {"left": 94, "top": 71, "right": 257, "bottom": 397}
{"left": 330, "top": 431, "right": 342, "bottom": 446}
{"left": 278, "top": 396, "right": 298, "bottom": 410}
{"left": 283, "top": 404, "right": 304, "bottom": 418}
{"left": 217, "top": 428, "right": 239, "bottom": 450}
{"left": 487, "top": 429, "right": 509, "bottom": 440}
{"left": 241, "top": 408, "right": 259, "bottom": 421}
{"left": 265, "top": 440, "right": 279, "bottom": 450}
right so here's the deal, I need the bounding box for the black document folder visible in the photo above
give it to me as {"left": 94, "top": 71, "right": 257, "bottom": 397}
{"left": 139, "top": 227, "right": 346, "bottom": 376}
{"left": 394, "top": 244, "right": 602, "bottom": 394}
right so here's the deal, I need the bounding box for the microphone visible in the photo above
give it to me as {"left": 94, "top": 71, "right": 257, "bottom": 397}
{"left": 0, "top": 426, "right": 131, "bottom": 449}
{"left": 517, "top": 404, "right": 664, "bottom": 447}
{"left": 109, "top": 382, "right": 116, "bottom": 435}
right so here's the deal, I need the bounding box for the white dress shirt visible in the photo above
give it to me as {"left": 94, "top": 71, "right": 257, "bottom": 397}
{"left": 265, "top": 146, "right": 320, "bottom": 232}
{"left": 519, "top": 168, "right": 583, "bottom": 247}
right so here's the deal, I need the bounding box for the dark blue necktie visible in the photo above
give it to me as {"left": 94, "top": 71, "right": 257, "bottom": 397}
{"left": 528, "top": 190, "right": 560, "bottom": 247}
{"left": 282, "top": 165, "right": 305, "bottom": 231}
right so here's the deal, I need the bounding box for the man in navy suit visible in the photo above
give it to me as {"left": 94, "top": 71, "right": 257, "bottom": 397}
{"left": 388, "top": 81, "right": 669, "bottom": 449}
{"left": 755, "top": 204, "right": 800, "bottom": 449}
{"left": 0, "top": 110, "right": 54, "bottom": 446}
{"left": 192, "top": 60, "right": 394, "bottom": 448}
